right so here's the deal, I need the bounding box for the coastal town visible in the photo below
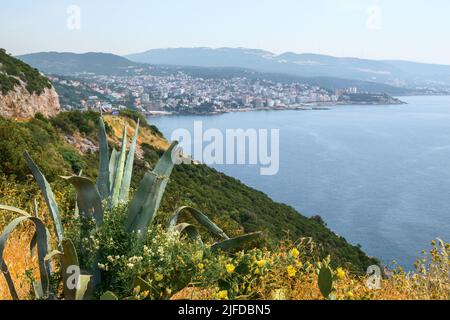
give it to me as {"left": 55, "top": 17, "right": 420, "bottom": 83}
{"left": 50, "top": 70, "right": 404, "bottom": 116}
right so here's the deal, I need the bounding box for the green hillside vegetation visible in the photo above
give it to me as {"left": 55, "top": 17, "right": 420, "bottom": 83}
{"left": 0, "top": 111, "right": 377, "bottom": 273}
{"left": 0, "top": 49, "right": 52, "bottom": 95}
{"left": 17, "top": 51, "right": 140, "bottom": 75}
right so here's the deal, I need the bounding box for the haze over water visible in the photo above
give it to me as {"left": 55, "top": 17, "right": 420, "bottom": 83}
{"left": 150, "top": 96, "right": 450, "bottom": 268}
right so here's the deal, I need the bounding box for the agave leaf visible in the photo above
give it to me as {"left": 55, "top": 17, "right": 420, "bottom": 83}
{"left": 109, "top": 148, "right": 119, "bottom": 194}
{"left": 75, "top": 275, "right": 93, "bottom": 300}
{"left": 60, "top": 238, "right": 80, "bottom": 300}
{"left": 173, "top": 223, "right": 203, "bottom": 245}
{"left": 111, "top": 126, "right": 128, "bottom": 207}
{"left": 100, "top": 291, "right": 119, "bottom": 300}
{"left": 33, "top": 196, "right": 39, "bottom": 217}
{"left": 0, "top": 205, "right": 50, "bottom": 300}
{"left": 124, "top": 172, "right": 162, "bottom": 233}
{"left": 97, "top": 117, "right": 110, "bottom": 200}
{"left": 61, "top": 176, "right": 103, "bottom": 227}
{"left": 74, "top": 169, "right": 83, "bottom": 218}
{"left": 30, "top": 228, "right": 52, "bottom": 259}
{"left": 125, "top": 141, "right": 180, "bottom": 234}
{"left": 318, "top": 266, "right": 333, "bottom": 299}
{"left": 23, "top": 152, "right": 63, "bottom": 244}
{"left": 33, "top": 282, "right": 44, "bottom": 300}
{"left": 211, "top": 232, "right": 262, "bottom": 252}
{"left": 168, "top": 206, "right": 229, "bottom": 240}
{"left": 119, "top": 119, "right": 140, "bottom": 203}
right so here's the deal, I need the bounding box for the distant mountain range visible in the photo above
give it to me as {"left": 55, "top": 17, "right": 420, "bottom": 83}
{"left": 126, "top": 47, "right": 450, "bottom": 90}
{"left": 16, "top": 48, "right": 450, "bottom": 95}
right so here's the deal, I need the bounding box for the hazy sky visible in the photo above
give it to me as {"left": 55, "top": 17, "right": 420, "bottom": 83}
{"left": 1, "top": 0, "right": 450, "bottom": 64}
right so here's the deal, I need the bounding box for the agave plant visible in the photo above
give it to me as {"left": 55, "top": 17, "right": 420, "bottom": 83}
{"left": 0, "top": 116, "right": 261, "bottom": 300}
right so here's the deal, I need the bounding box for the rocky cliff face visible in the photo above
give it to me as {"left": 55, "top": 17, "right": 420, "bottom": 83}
{"left": 0, "top": 48, "right": 60, "bottom": 119}
{"left": 0, "top": 82, "right": 60, "bottom": 119}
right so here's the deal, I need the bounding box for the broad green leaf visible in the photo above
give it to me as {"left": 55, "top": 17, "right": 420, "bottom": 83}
{"left": 318, "top": 266, "right": 333, "bottom": 299}
{"left": 74, "top": 169, "right": 83, "bottom": 219}
{"left": 61, "top": 176, "right": 103, "bottom": 227}
{"left": 109, "top": 148, "right": 119, "bottom": 194}
{"left": 0, "top": 205, "right": 50, "bottom": 300}
{"left": 125, "top": 141, "right": 180, "bottom": 233}
{"left": 173, "top": 223, "right": 203, "bottom": 245}
{"left": 97, "top": 117, "right": 110, "bottom": 200}
{"left": 111, "top": 126, "right": 127, "bottom": 207}
{"left": 23, "top": 152, "right": 63, "bottom": 244}
{"left": 168, "top": 206, "right": 229, "bottom": 240}
{"left": 75, "top": 275, "right": 93, "bottom": 300}
{"left": 211, "top": 232, "right": 262, "bottom": 252}
{"left": 60, "top": 238, "right": 79, "bottom": 300}
{"left": 119, "top": 119, "right": 139, "bottom": 203}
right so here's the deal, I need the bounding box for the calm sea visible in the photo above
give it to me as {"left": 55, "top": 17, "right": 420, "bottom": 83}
{"left": 149, "top": 96, "right": 450, "bottom": 268}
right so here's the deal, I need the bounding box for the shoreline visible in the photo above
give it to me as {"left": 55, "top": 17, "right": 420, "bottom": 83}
{"left": 144, "top": 99, "right": 407, "bottom": 117}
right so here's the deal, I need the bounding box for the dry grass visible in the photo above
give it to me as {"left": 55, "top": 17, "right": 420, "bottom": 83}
{"left": 103, "top": 115, "right": 169, "bottom": 151}
{"left": 0, "top": 228, "right": 37, "bottom": 300}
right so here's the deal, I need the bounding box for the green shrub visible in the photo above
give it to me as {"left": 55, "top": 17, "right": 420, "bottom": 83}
{"left": 0, "top": 48, "right": 51, "bottom": 95}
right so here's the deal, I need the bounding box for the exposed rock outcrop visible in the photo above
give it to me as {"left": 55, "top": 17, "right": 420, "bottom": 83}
{"left": 0, "top": 48, "right": 60, "bottom": 119}
{"left": 0, "top": 83, "right": 60, "bottom": 119}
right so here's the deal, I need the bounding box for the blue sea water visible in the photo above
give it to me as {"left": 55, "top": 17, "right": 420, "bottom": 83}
{"left": 149, "top": 96, "right": 450, "bottom": 268}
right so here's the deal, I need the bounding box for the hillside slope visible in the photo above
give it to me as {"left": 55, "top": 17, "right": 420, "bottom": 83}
{"left": 0, "top": 111, "right": 377, "bottom": 272}
{"left": 17, "top": 52, "right": 141, "bottom": 75}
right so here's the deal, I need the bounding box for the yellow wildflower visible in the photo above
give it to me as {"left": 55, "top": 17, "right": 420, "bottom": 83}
{"left": 217, "top": 290, "right": 228, "bottom": 300}
{"left": 154, "top": 272, "right": 164, "bottom": 282}
{"left": 336, "top": 267, "right": 346, "bottom": 280}
{"left": 133, "top": 285, "right": 141, "bottom": 296}
{"left": 290, "top": 248, "right": 300, "bottom": 258}
{"left": 197, "top": 263, "right": 205, "bottom": 271}
{"left": 346, "top": 291, "right": 354, "bottom": 299}
{"left": 286, "top": 265, "right": 297, "bottom": 277}
{"left": 256, "top": 260, "right": 266, "bottom": 267}
{"left": 225, "top": 264, "right": 235, "bottom": 274}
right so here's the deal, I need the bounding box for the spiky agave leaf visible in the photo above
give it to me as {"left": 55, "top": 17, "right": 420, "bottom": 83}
{"left": 23, "top": 152, "right": 63, "bottom": 245}
{"left": 0, "top": 205, "right": 51, "bottom": 300}
{"left": 59, "top": 177, "right": 103, "bottom": 288}
{"left": 97, "top": 117, "right": 110, "bottom": 200}
{"left": 168, "top": 206, "right": 229, "bottom": 240}
{"left": 119, "top": 119, "right": 140, "bottom": 203}
{"left": 61, "top": 176, "right": 103, "bottom": 227}
{"left": 211, "top": 232, "right": 262, "bottom": 252}
{"left": 111, "top": 126, "right": 127, "bottom": 207}
{"left": 75, "top": 275, "right": 94, "bottom": 300}
{"left": 172, "top": 223, "right": 203, "bottom": 245}
{"left": 109, "top": 148, "right": 119, "bottom": 194}
{"left": 74, "top": 169, "right": 83, "bottom": 218}
{"left": 125, "top": 141, "right": 181, "bottom": 234}
{"left": 59, "top": 238, "right": 94, "bottom": 300}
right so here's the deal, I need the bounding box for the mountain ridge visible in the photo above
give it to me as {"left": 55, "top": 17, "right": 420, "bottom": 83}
{"left": 16, "top": 51, "right": 419, "bottom": 95}
{"left": 126, "top": 47, "right": 450, "bottom": 89}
